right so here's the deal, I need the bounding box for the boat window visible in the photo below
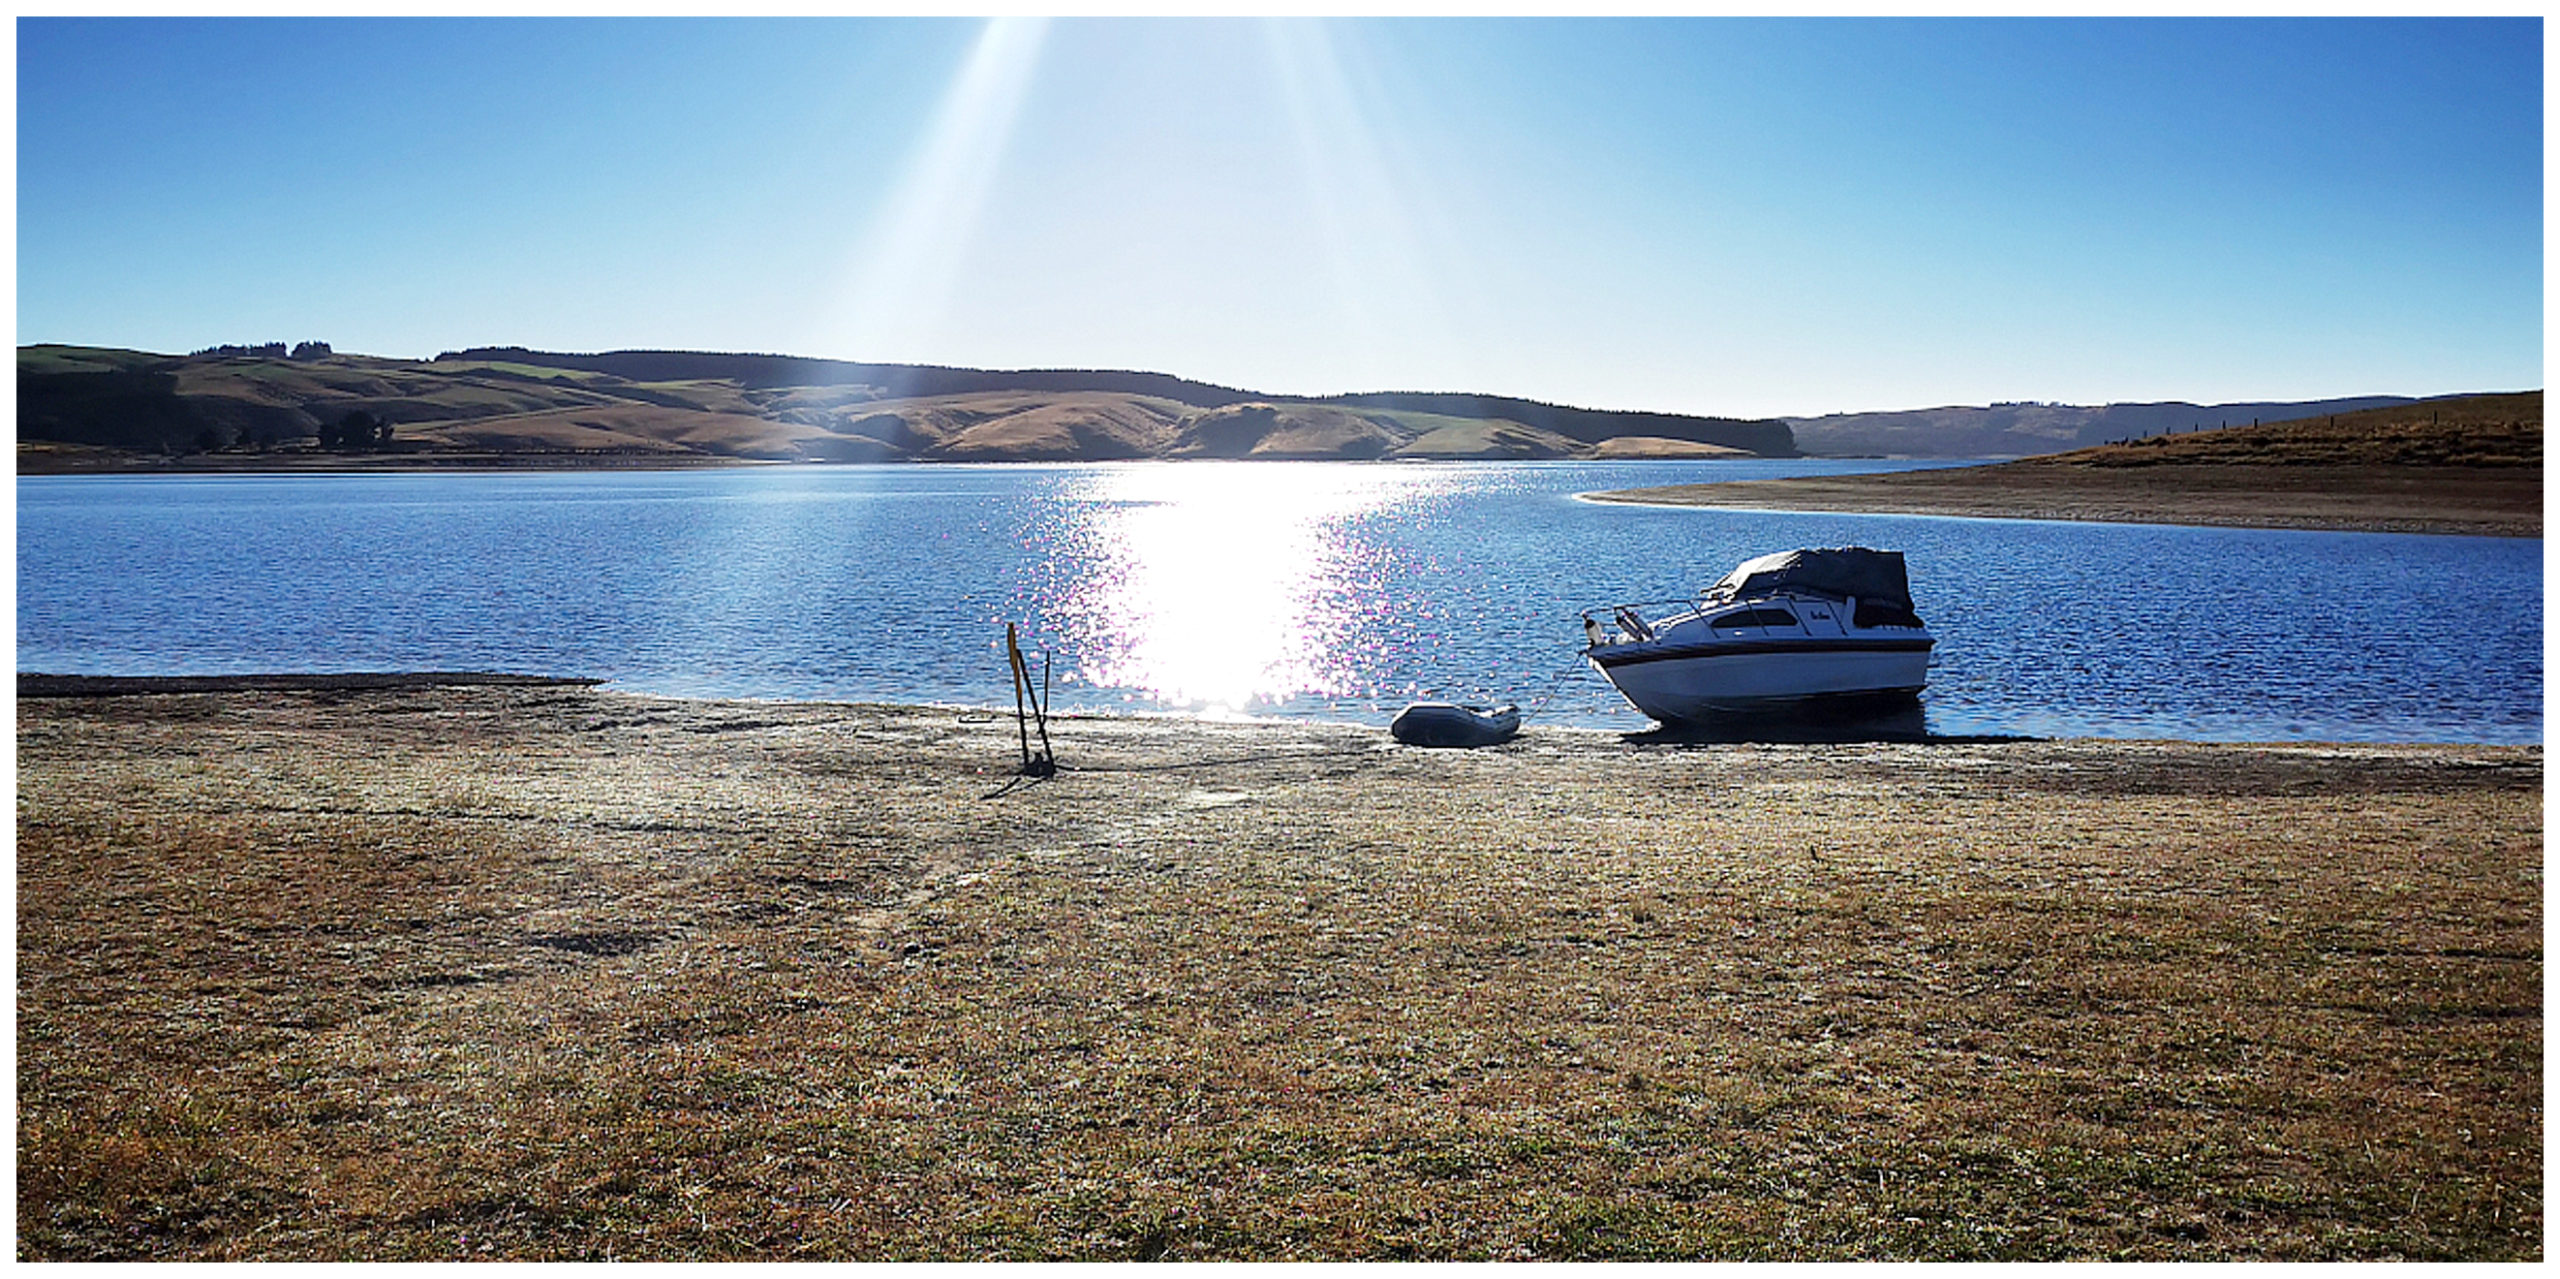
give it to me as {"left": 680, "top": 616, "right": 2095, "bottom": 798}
{"left": 1711, "top": 608, "right": 1799, "bottom": 630}
{"left": 1854, "top": 601, "right": 1924, "bottom": 629}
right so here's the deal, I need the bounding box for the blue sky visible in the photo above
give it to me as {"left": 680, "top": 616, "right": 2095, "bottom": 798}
{"left": 16, "top": 16, "right": 2542, "bottom": 417}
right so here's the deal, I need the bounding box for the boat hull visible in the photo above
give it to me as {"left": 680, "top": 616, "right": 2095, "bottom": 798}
{"left": 1588, "top": 638, "right": 1931, "bottom": 722}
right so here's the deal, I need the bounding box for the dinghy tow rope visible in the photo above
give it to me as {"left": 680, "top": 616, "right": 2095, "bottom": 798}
{"left": 1398, "top": 652, "right": 1594, "bottom": 725}
{"left": 983, "top": 625, "right": 1600, "bottom": 795}
{"left": 1510, "top": 654, "right": 1599, "bottom": 720}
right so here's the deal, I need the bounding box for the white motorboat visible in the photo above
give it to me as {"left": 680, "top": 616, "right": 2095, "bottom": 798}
{"left": 1581, "top": 547, "right": 1934, "bottom": 722}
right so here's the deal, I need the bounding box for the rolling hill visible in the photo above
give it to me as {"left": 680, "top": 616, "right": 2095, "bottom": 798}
{"left": 26, "top": 342, "right": 2513, "bottom": 474}
{"left": 1595, "top": 392, "right": 2542, "bottom": 537}
{"left": 1781, "top": 395, "right": 2440, "bottom": 458}
{"left": 14, "top": 344, "right": 1794, "bottom": 469}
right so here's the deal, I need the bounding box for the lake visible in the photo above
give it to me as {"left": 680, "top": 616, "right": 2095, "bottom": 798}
{"left": 16, "top": 460, "right": 2543, "bottom": 744}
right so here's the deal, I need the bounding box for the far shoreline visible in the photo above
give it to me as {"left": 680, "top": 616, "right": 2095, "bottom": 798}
{"left": 1583, "top": 460, "right": 2542, "bottom": 538}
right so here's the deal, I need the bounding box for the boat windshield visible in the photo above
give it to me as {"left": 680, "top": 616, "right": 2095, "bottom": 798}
{"left": 1710, "top": 608, "right": 1799, "bottom": 629}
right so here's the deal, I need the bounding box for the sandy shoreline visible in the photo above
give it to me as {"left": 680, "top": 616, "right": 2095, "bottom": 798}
{"left": 19, "top": 681, "right": 2542, "bottom": 1259}
{"left": 1586, "top": 461, "right": 2541, "bottom": 537}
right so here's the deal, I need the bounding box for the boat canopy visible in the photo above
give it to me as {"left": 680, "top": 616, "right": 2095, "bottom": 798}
{"left": 1710, "top": 547, "right": 1914, "bottom": 610}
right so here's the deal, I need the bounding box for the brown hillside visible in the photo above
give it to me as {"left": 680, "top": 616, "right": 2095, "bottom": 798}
{"left": 21, "top": 343, "right": 1803, "bottom": 467}
{"left": 1167, "top": 403, "right": 1407, "bottom": 460}
{"left": 1591, "top": 392, "right": 2542, "bottom": 537}
{"left": 924, "top": 393, "right": 1191, "bottom": 461}
{"left": 413, "top": 403, "right": 845, "bottom": 460}
{"left": 2050, "top": 391, "right": 2540, "bottom": 469}
{"left": 790, "top": 390, "right": 1192, "bottom": 461}
{"left": 1588, "top": 435, "right": 1757, "bottom": 459}
{"left": 1392, "top": 419, "right": 1585, "bottom": 459}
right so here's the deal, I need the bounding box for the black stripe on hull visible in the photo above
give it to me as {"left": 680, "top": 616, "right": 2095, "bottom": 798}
{"left": 1588, "top": 637, "right": 1935, "bottom": 671}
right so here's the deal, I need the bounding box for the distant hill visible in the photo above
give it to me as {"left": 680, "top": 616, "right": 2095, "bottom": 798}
{"left": 1594, "top": 392, "right": 2542, "bottom": 537}
{"left": 27, "top": 341, "right": 2508, "bottom": 471}
{"left": 15, "top": 344, "right": 1795, "bottom": 467}
{"left": 2037, "top": 390, "right": 2539, "bottom": 469}
{"left": 437, "top": 347, "right": 1800, "bottom": 455}
{"left": 1784, "top": 395, "right": 2440, "bottom": 458}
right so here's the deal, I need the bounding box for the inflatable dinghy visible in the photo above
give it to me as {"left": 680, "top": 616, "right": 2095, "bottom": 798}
{"left": 1389, "top": 702, "right": 1522, "bottom": 748}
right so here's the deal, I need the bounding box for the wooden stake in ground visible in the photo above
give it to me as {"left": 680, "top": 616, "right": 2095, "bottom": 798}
{"left": 1006, "top": 622, "right": 1055, "bottom": 777}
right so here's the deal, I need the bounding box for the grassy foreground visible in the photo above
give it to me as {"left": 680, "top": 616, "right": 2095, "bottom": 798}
{"left": 17, "top": 683, "right": 2542, "bottom": 1260}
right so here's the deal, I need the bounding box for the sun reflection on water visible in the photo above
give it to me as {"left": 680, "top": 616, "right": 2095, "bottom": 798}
{"left": 1045, "top": 463, "right": 1429, "bottom": 717}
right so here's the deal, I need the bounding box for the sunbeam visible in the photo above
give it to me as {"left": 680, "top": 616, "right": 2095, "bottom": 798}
{"left": 832, "top": 17, "right": 1050, "bottom": 363}
{"left": 1261, "top": 19, "right": 1468, "bottom": 392}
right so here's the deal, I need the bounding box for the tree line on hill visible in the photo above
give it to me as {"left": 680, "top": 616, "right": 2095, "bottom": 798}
{"left": 182, "top": 410, "right": 393, "bottom": 455}
{"left": 191, "top": 341, "right": 334, "bottom": 361}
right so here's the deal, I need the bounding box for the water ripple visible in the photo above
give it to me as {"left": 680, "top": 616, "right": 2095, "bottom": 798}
{"left": 17, "top": 462, "right": 2541, "bottom": 744}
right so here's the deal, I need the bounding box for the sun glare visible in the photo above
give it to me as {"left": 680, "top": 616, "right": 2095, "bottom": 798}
{"left": 834, "top": 17, "right": 1050, "bottom": 362}
{"left": 813, "top": 18, "right": 1481, "bottom": 391}
{"left": 1051, "top": 463, "right": 1411, "bottom": 717}
{"left": 1260, "top": 19, "right": 1464, "bottom": 391}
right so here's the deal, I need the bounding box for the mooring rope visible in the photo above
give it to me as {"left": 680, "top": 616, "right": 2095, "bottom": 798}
{"left": 975, "top": 620, "right": 1606, "bottom": 799}
{"left": 1358, "top": 644, "right": 1598, "bottom": 723}
{"left": 1515, "top": 653, "right": 1598, "bottom": 720}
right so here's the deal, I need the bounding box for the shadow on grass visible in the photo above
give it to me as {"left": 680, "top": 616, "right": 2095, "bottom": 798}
{"left": 1622, "top": 697, "right": 2041, "bottom": 747}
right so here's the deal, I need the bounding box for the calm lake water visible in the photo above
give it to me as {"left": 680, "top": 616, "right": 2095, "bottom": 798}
{"left": 16, "top": 461, "right": 2544, "bottom": 744}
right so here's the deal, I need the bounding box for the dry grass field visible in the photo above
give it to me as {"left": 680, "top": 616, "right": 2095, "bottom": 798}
{"left": 16, "top": 682, "right": 2541, "bottom": 1260}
